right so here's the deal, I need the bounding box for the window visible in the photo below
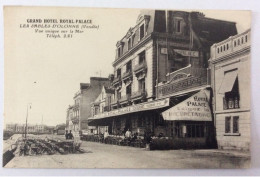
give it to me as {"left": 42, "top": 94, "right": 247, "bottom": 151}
{"left": 139, "top": 51, "right": 145, "bottom": 64}
{"left": 117, "top": 90, "right": 121, "bottom": 100}
{"left": 126, "top": 84, "right": 132, "bottom": 95}
{"left": 238, "top": 39, "right": 240, "bottom": 45}
{"left": 241, "top": 37, "right": 244, "bottom": 44}
{"left": 227, "top": 44, "right": 229, "bottom": 50}
{"left": 176, "top": 20, "right": 181, "bottom": 33}
{"left": 126, "top": 61, "right": 132, "bottom": 72}
{"left": 138, "top": 79, "right": 145, "bottom": 92}
{"left": 225, "top": 116, "right": 240, "bottom": 135}
{"left": 128, "top": 38, "right": 131, "bottom": 50}
{"left": 223, "top": 78, "right": 240, "bottom": 110}
{"left": 234, "top": 41, "right": 237, "bottom": 47}
{"left": 117, "top": 47, "right": 121, "bottom": 58}
{"left": 245, "top": 35, "right": 248, "bottom": 42}
{"left": 225, "top": 117, "right": 231, "bottom": 133}
{"left": 132, "top": 34, "right": 135, "bottom": 47}
{"left": 117, "top": 68, "right": 121, "bottom": 78}
{"left": 140, "top": 24, "right": 145, "bottom": 40}
{"left": 217, "top": 48, "right": 219, "bottom": 53}
{"left": 233, "top": 116, "right": 239, "bottom": 133}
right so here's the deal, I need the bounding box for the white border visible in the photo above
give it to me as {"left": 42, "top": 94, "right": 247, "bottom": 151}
{"left": 0, "top": 0, "right": 260, "bottom": 176}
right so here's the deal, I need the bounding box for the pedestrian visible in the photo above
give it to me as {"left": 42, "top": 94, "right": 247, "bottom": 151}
{"left": 104, "top": 130, "right": 109, "bottom": 144}
{"left": 125, "top": 129, "right": 131, "bottom": 138}
{"left": 68, "top": 130, "right": 74, "bottom": 140}
{"left": 65, "top": 130, "right": 69, "bottom": 140}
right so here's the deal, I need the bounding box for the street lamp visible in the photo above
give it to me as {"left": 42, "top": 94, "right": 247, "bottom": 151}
{"left": 24, "top": 103, "right": 32, "bottom": 138}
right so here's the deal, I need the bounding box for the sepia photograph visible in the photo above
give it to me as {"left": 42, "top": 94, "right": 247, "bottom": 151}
{"left": 3, "top": 6, "right": 251, "bottom": 169}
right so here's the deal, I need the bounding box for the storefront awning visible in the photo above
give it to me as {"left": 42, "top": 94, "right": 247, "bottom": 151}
{"left": 218, "top": 70, "right": 238, "bottom": 94}
{"left": 162, "top": 90, "right": 212, "bottom": 121}
{"left": 89, "top": 98, "right": 170, "bottom": 121}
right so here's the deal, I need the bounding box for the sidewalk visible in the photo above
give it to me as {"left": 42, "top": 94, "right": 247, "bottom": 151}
{"left": 193, "top": 149, "right": 250, "bottom": 158}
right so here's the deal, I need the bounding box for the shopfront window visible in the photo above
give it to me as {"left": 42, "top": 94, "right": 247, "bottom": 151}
{"left": 186, "top": 124, "right": 205, "bottom": 138}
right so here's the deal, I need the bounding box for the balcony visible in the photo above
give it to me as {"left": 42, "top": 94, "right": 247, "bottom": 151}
{"left": 131, "top": 90, "right": 147, "bottom": 101}
{"left": 104, "top": 106, "right": 111, "bottom": 112}
{"left": 111, "top": 98, "right": 119, "bottom": 107}
{"left": 112, "top": 75, "right": 121, "bottom": 86}
{"left": 122, "top": 70, "right": 133, "bottom": 81}
{"left": 157, "top": 66, "right": 210, "bottom": 99}
{"left": 71, "top": 117, "right": 79, "bottom": 124}
{"left": 166, "top": 65, "right": 207, "bottom": 82}
{"left": 119, "top": 94, "right": 131, "bottom": 104}
{"left": 134, "top": 62, "right": 147, "bottom": 75}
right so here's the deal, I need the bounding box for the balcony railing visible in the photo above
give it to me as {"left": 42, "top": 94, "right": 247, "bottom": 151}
{"left": 131, "top": 90, "right": 147, "bottom": 100}
{"left": 134, "top": 62, "right": 147, "bottom": 74}
{"left": 112, "top": 75, "right": 121, "bottom": 85}
{"left": 157, "top": 69, "right": 209, "bottom": 99}
{"left": 111, "top": 98, "right": 119, "bottom": 106}
{"left": 119, "top": 94, "right": 131, "bottom": 104}
{"left": 122, "top": 70, "right": 133, "bottom": 80}
{"left": 211, "top": 29, "right": 250, "bottom": 61}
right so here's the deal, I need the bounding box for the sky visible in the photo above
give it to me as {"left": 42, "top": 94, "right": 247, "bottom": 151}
{"left": 3, "top": 7, "right": 251, "bottom": 126}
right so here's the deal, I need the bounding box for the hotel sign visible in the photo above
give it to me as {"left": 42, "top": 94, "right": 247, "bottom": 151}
{"left": 157, "top": 76, "right": 207, "bottom": 98}
{"left": 174, "top": 49, "right": 199, "bottom": 57}
{"left": 90, "top": 98, "right": 170, "bottom": 120}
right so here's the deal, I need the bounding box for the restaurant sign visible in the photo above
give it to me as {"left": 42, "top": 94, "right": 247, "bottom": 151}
{"left": 90, "top": 98, "right": 170, "bottom": 120}
{"left": 162, "top": 90, "right": 212, "bottom": 121}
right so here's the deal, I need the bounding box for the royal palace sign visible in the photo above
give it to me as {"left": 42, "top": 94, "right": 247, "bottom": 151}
{"left": 90, "top": 98, "right": 170, "bottom": 120}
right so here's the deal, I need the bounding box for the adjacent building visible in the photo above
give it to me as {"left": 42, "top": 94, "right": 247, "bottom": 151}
{"left": 209, "top": 29, "right": 251, "bottom": 151}
{"left": 88, "top": 10, "right": 238, "bottom": 148}
{"left": 66, "top": 77, "right": 111, "bottom": 133}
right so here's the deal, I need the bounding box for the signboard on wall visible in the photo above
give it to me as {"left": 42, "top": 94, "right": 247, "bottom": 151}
{"left": 90, "top": 98, "right": 170, "bottom": 120}
{"left": 174, "top": 49, "right": 199, "bottom": 57}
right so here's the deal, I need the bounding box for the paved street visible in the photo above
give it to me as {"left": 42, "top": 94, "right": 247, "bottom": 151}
{"left": 5, "top": 137, "right": 250, "bottom": 168}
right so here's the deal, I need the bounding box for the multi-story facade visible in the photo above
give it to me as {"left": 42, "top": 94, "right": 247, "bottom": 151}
{"left": 66, "top": 77, "right": 111, "bottom": 132}
{"left": 90, "top": 86, "right": 115, "bottom": 134}
{"left": 89, "top": 10, "right": 238, "bottom": 148}
{"left": 209, "top": 29, "right": 251, "bottom": 151}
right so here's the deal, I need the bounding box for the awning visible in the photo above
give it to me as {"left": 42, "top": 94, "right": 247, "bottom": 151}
{"left": 162, "top": 90, "right": 212, "bottom": 121}
{"left": 218, "top": 70, "right": 238, "bottom": 94}
{"left": 89, "top": 98, "right": 170, "bottom": 120}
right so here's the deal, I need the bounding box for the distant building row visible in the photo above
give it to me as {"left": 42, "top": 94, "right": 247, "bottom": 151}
{"left": 5, "top": 123, "right": 55, "bottom": 134}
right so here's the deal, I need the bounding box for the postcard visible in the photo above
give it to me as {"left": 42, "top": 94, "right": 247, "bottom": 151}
{"left": 3, "top": 6, "right": 251, "bottom": 168}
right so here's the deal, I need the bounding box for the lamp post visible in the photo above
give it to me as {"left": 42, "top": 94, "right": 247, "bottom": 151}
{"left": 24, "top": 103, "right": 32, "bottom": 138}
